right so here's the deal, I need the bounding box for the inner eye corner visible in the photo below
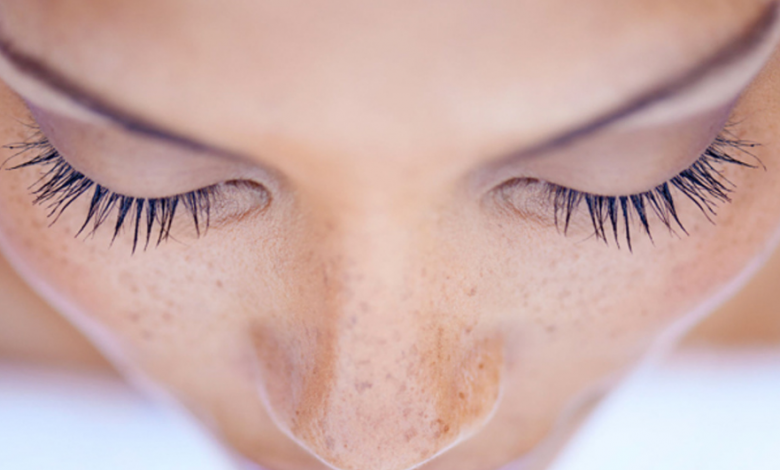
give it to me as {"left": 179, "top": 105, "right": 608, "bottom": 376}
{"left": 494, "top": 176, "right": 545, "bottom": 193}
{"left": 222, "top": 178, "right": 272, "bottom": 204}
{"left": 224, "top": 178, "right": 266, "bottom": 191}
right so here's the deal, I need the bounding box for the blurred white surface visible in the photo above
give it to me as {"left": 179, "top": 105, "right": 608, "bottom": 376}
{"left": 0, "top": 351, "right": 778, "bottom": 470}
{"left": 0, "top": 364, "right": 239, "bottom": 470}
{"left": 551, "top": 351, "right": 780, "bottom": 470}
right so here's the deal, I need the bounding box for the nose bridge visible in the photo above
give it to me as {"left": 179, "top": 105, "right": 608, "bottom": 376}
{"left": 252, "top": 212, "right": 503, "bottom": 470}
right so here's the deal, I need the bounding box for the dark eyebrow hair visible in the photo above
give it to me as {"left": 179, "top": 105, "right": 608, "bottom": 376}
{"left": 0, "top": 3, "right": 777, "bottom": 158}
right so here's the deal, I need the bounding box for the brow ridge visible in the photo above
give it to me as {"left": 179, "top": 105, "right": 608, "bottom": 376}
{"left": 516, "top": 2, "right": 780, "bottom": 157}
{"left": 0, "top": 4, "right": 777, "bottom": 159}
{"left": 0, "top": 33, "right": 224, "bottom": 155}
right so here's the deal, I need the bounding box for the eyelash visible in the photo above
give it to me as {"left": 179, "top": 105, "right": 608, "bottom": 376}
{"left": 6, "top": 126, "right": 759, "bottom": 253}
{"left": 7, "top": 133, "right": 221, "bottom": 253}
{"left": 542, "top": 129, "right": 759, "bottom": 250}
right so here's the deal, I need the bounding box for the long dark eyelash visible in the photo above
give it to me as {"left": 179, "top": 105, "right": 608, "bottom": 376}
{"left": 546, "top": 132, "right": 759, "bottom": 251}
{"left": 6, "top": 134, "right": 219, "bottom": 253}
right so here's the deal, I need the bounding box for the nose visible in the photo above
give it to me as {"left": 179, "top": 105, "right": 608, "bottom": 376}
{"left": 250, "top": 214, "right": 504, "bottom": 470}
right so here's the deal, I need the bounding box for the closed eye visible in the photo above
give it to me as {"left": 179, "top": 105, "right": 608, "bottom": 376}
{"left": 6, "top": 130, "right": 267, "bottom": 253}
{"left": 500, "top": 126, "right": 760, "bottom": 251}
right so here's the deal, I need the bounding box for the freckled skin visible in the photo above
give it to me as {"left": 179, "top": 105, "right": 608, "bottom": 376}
{"left": 0, "top": 1, "right": 780, "bottom": 470}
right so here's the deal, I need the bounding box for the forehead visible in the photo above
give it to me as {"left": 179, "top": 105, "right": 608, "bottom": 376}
{"left": 0, "top": 0, "right": 765, "bottom": 170}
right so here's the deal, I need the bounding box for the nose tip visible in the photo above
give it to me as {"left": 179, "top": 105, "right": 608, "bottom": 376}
{"left": 252, "top": 320, "right": 504, "bottom": 470}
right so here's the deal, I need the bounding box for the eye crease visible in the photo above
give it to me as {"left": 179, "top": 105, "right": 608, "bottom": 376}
{"left": 501, "top": 124, "right": 758, "bottom": 251}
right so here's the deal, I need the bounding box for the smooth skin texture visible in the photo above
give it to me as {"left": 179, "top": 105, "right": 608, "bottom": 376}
{"left": 0, "top": 1, "right": 780, "bottom": 470}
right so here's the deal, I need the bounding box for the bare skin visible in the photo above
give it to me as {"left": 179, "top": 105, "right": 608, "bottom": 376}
{"left": 0, "top": 1, "right": 780, "bottom": 470}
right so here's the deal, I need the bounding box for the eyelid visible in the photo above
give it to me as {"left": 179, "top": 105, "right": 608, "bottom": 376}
{"left": 499, "top": 126, "right": 759, "bottom": 251}
{"left": 29, "top": 104, "right": 277, "bottom": 199}
{"left": 9, "top": 135, "right": 270, "bottom": 252}
{"left": 475, "top": 102, "right": 735, "bottom": 200}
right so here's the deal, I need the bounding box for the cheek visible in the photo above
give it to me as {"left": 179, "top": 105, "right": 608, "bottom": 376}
{"left": 0, "top": 168, "right": 236, "bottom": 364}
{"left": 0, "top": 162, "right": 299, "bottom": 464}
{"left": 456, "top": 131, "right": 780, "bottom": 453}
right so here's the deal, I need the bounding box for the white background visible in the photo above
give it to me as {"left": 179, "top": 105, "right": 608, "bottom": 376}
{"left": 0, "top": 351, "right": 778, "bottom": 470}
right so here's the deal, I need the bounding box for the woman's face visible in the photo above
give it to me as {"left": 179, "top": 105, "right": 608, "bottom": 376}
{"left": 0, "top": 1, "right": 779, "bottom": 469}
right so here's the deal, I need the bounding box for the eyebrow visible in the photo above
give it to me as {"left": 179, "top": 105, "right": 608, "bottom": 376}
{"left": 0, "top": 4, "right": 777, "bottom": 159}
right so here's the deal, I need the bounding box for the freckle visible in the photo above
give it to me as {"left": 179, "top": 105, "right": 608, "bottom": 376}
{"left": 546, "top": 325, "right": 557, "bottom": 334}
{"left": 467, "top": 287, "right": 477, "bottom": 297}
{"left": 478, "top": 363, "right": 484, "bottom": 370}
{"left": 216, "top": 280, "right": 224, "bottom": 288}
{"left": 458, "top": 392, "right": 466, "bottom": 400}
